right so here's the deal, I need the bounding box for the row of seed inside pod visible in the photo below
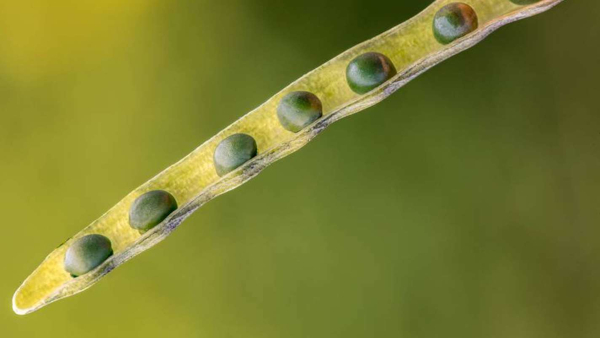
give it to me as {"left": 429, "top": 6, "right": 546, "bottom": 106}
{"left": 64, "top": 1, "right": 533, "bottom": 277}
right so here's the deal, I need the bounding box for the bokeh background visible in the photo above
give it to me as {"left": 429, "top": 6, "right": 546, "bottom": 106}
{"left": 0, "top": 0, "right": 597, "bottom": 337}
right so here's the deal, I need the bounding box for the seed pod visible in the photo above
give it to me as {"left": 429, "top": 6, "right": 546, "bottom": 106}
{"left": 433, "top": 3, "right": 478, "bottom": 45}
{"left": 129, "top": 190, "right": 178, "bottom": 232}
{"left": 12, "top": 0, "right": 564, "bottom": 315}
{"left": 509, "top": 0, "right": 540, "bottom": 4}
{"left": 346, "top": 52, "right": 397, "bottom": 94}
{"left": 64, "top": 234, "right": 113, "bottom": 277}
{"left": 213, "top": 133, "right": 258, "bottom": 176}
{"left": 277, "top": 91, "right": 323, "bottom": 132}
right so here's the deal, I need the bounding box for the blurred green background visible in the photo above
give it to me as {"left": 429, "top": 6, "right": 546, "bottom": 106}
{"left": 0, "top": 0, "right": 598, "bottom": 337}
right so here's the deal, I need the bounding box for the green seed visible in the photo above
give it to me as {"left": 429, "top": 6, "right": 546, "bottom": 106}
{"left": 432, "top": 3, "right": 478, "bottom": 45}
{"left": 346, "top": 52, "right": 397, "bottom": 94}
{"left": 213, "top": 133, "right": 258, "bottom": 176}
{"left": 509, "top": 0, "right": 540, "bottom": 5}
{"left": 277, "top": 91, "right": 323, "bottom": 132}
{"left": 129, "top": 190, "right": 178, "bottom": 232}
{"left": 64, "top": 234, "right": 113, "bottom": 277}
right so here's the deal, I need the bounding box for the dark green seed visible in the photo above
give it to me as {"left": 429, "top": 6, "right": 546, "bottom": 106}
{"left": 277, "top": 91, "right": 323, "bottom": 133}
{"left": 213, "top": 133, "right": 258, "bottom": 176}
{"left": 64, "top": 234, "right": 113, "bottom": 277}
{"left": 129, "top": 190, "right": 178, "bottom": 232}
{"left": 509, "top": 0, "right": 540, "bottom": 5}
{"left": 346, "top": 52, "right": 397, "bottom": 94}
{"left": 433, "top": 3, "right": 478, "bottom": 45}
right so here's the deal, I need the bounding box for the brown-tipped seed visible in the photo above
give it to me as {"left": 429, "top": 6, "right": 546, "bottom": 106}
{"left": 277, "top": 91, "right": 323, "bottom": 133}
{"left": 432, "top": 3, "right": 478, "bottom": 45}
{"left": 346, "top": 52, "right": 397, "bottom": 94}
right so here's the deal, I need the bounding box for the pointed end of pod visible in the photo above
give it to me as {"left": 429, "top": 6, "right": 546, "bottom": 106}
{"left": 12, "top": 277, "right": 47, "bottom": 316}
{"left": 12, "top": 289, "right": 33, "bottom": 316}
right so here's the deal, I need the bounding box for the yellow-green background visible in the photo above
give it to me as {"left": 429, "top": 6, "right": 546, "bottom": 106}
{"left": 0, "top": 0, "right": 597, "bottom": 337}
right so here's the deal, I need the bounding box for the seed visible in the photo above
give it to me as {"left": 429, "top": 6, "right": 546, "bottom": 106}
{"left": 432, "top": 3, "right": 478, "bottom": 45}
{"left": 346, "top": 52, "right": 397, "bottom": 94}
{"left": 509, "top": 0, "right": 540, "bottom": 4}
{"left": 64, "top": 234, "right": 113, "bottom": 277}
{"left": 129, "top": 190, "right": 178, "bottom": 232}
{"left": 277, "top": 91, "right": 323, "bottom": 133}
{"left": 213, "top": 133, "right": 258, "bottom": 176}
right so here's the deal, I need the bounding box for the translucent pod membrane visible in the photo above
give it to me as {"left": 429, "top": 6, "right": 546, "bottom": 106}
{"left": 13, "top": 0, "right": 563, "bottom": 315}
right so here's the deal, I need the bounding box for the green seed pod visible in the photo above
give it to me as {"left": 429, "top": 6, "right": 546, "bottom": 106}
{"left": 12, "top": 0, "right": 563, "bottom": 316}
{"left": 129, "top": 190, "right": 178, "bottom": 232}
{"left": 346, "top": 52, "right": 397, "bottom": 94}
{"left": 509, "top": 0, "right": 540, "bottom": 5}
{"left": 432, "top": 3, "right": 478, "bottom": 45}
{"left": 64, "top": 234, "right": 113, "bottom": 277}
{"left": 213, "top": 133, "right": 258, "bottom": 176}
{"left": 277, "top": 91, "right": 323, "bottom": 132}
